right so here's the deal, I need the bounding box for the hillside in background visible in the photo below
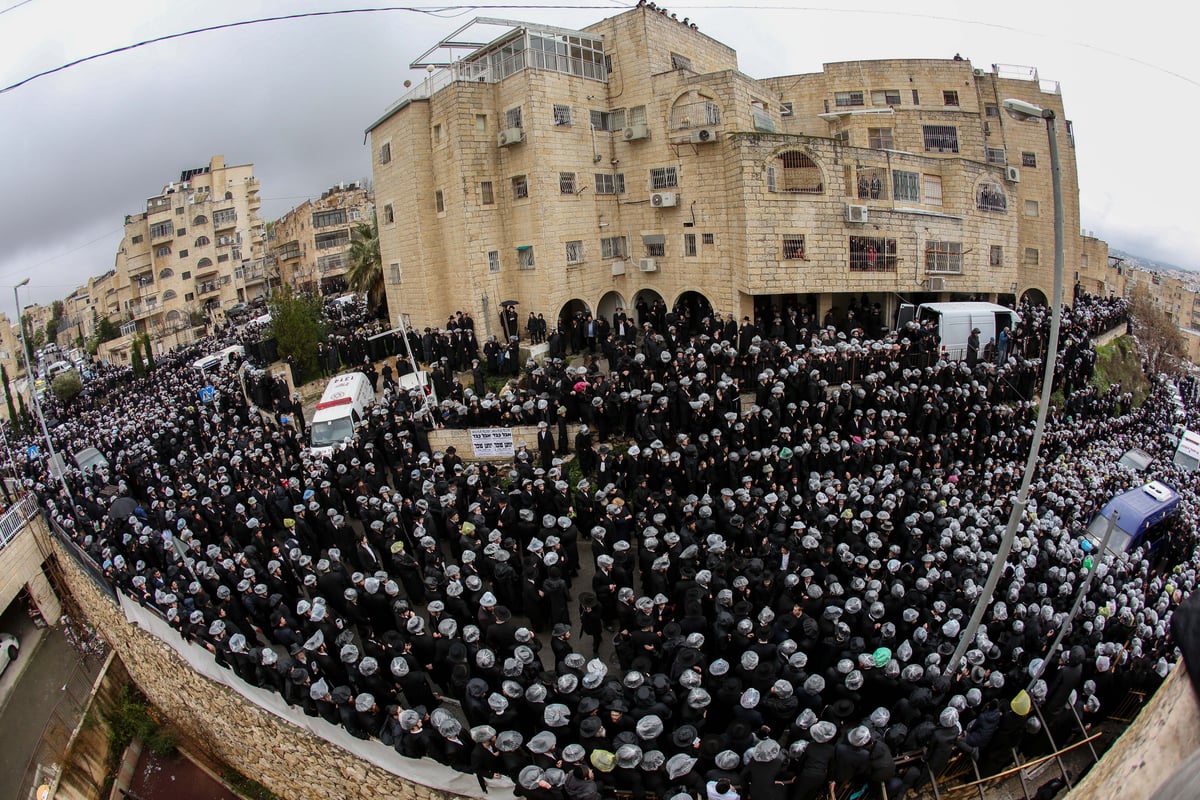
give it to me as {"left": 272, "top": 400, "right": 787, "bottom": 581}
{"left": 1110, "top": 247, "right": 1194, "bottom": 275}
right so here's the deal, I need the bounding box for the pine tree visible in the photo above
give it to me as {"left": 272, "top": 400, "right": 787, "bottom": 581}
{"left": 131, "top": 335, "right": 146, "bottom": 379}
{"left": 142, "top": 334, "right": 156, "bottom": 372}
{"left": 17, "top": 392, "right": 30, "bottom": 434}
{"left": 1, "top": 364, "right": 17, "bottom": 435}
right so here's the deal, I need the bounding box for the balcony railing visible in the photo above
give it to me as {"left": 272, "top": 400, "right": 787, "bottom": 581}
{"left": 197, "top": 281, "right": 221, "bottom": 295}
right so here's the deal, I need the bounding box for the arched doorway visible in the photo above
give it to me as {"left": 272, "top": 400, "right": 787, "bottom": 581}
{"left": 673, "top": 290, "right": 714, "bottom": 335}
{"left": 632, "top": 289, "right": 665, "bottom": 329}
{"left": 558, "top": 298, "right": 591, "bottom": 326}
{"left": 596, "top": 291, "right": 626, "bottom": 326}
{"left": 1020, "top": 288, "right": 1048, "bottom": 306}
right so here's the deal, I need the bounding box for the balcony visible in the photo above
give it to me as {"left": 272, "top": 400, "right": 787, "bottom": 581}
{"left": 150, "top": 225, "right": 174, "bottom": 242}
{"left": 196, "top": 281, "right": 221, "bottom": 296}
{"left": 212, "top": 210, "right": 237, "bottom": 230}
{"left": 146, "top": 196, "right": 172, "bottom": 215}
{"left": 670, "top": 101, "right": 721, "bottom": 131}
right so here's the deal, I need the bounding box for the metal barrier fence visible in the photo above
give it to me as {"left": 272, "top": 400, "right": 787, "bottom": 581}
{"left": 0, "top": 493, "right": 40, "bottom": 554}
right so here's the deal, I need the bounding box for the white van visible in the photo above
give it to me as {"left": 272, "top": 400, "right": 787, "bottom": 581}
{"left": 309, "top": 372, "right": 375, "bottom": 457}
{"left": 192, "top": 345, "right": 245, "bottom": 374}
{"left": 897, "top": 302, "right": 1020, "bottom": 361}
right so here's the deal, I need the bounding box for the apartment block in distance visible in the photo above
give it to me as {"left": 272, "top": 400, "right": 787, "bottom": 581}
{"left": 112, "top": 156, "right": 268, "bottom": 353}
{"left": 367, "top": 7, "right": 1106, "bottom": 335}
{"left": 271, "top": 182, "right": 374, "bottom": 294}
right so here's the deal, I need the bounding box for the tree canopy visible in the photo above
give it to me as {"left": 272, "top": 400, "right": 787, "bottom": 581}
{"left": 345, "top": 216, "right": 386, "bottom": 316}
{"left": 269, "top": 285, "right": 324, "bottom": 384}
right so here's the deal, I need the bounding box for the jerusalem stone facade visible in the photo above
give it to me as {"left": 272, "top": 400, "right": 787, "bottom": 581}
{"left": 271, "top": 182, "right": 374, "bottom": 293}
{"left": 369, "top": 7, "right": 1107, "bottom": 334}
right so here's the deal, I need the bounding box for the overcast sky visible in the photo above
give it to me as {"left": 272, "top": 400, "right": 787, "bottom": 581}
{"left": 0, "top": 0, "right": 1194, "bottom": 319}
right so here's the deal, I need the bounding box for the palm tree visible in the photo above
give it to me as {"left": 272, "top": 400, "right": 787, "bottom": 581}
{"left": 345, "top": 215, "right": 386, "bottom": 316}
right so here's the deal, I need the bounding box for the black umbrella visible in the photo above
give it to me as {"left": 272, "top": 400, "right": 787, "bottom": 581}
{"left": 501, "top": 300, "right": 520, "bottom": 306}
{"left": 107, "top": 496, "right": 140, "bottom": 522}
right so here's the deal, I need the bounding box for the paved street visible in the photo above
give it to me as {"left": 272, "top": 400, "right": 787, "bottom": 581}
{"left": 0, "top": 625, "right": 101, "bottom": 800}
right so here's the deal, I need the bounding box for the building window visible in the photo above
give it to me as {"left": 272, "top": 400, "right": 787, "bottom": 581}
{"left": 176, "top": 227, "right": 186, "bottom": 237}
{"left": 601, "top": 236, "right": 628, "bottom": 259}
{"left": 912, "top": 89, "right": 920, "bottom": 105}
{"left": 181, "top": 271, "right": 191, "bottom": 279}
{"left": 985, "top": 104, "right": 1000, "bottom": 118}
{"left": 670, "top": 51, "right": 693, "bottom": 71}
{"left": 217, "top": 254, "right": 229, "bottom": 263}
{"left": 378, "top": 142, "right": 391, "bottom": 164}
{"left": 922, "top": 125, "right": 959, "bottom": 153}
{"left": 349, "top": 207, "right": 362, "bottom": 222}
{"left": 158, "top": 268, "right": 174, "bottom": 280}
{"left": 178, "top": 249, "right": 189, "bottom": 258}
{"left": 849, "top": 236, "right": 898, "bottom": 272}
{"left": 504, "top": 106, "right": 523, "bottom": 130}
{"left": 162, "top": 290, "right": 177, "bottom": 301}
{"left": 383, "top": 203, "right": 394, "bottom": 224}
{"left": 871, "top": 89, "right": 901, "bottom": 106}
{"left": 156, "top": 245, "right": 171, "bottom": 257}
{"left": 925, "top": 241, "right": 963, "bottom": 274}
{"left": 835, "top": 90, "right": 864, "bottom": 107}
{"left": 767, "top": 151, "right": 822, "bottom": 194}
{"left": 559, "top": 172, "right": 577, "bottom": 194}
{"left": 1024, "top": 247, "right": 1040, "bottom": 265}
{"left": 389, "top": 263, "right": 402, "bottom": 284}
{"left": 650, "top": 166, "right": 678, "bottom": 190}
{"left": 518, "top": 248, "right": 535, "bottom": 270}
{"left": 892, "top": 170, "right": 921, "bottom": 202}
{"left": 1022, "top": 151, "right": 1038, "bottom": 168}
{"left": 990, "top": 245, "right": 1003, "bottom": 266}
{"left": 476, "top": 114, "right": 487, "bottom": 133}
{"left": 943, "top": 90, "right": 959, "bottom": 106}
{"left": 684, "top": 233, "right": 697, "bottom": 257}
{"left": 780, "top": 102, "right": 794, "bottom": 117}
{"left": 194, "top": 236, "right": 210, "bottom": 247}
{"left": 977, "top": 180, "right": 1007, "bottom": 212}
{"left": 196, "top": 258, "right": 212, "bottom": 269}
{"left": 314, "top": 230, "right": 349, "bottom": 250}
{"left": 566, "top": 240, "right": 585, "bottom": 264}
{"left": 782, "top": 235, "right": 806, "bottom": 260}
{"left": 150, "top": 221, "right": 173, "bottom": 239}
{"left": 671, "top": 94, "right": 721, "bottom": 129}
{"left": 986, "top": 147, "right": 1007, "bottom": 165}
{"left": 488, "top": 251, "right": 500, "bottom": 273}
{"left": 867, "top": 127, "right": 893, "bottom": 150}
{"left": 131, "top": 234, "right": 143, "bottom": 244}
{"left": 432, "top": 124, "right": 442, "bottom": 143}
{"left": 512, "top": 175, "right": 529, "bottom": 200}
{"left": 435, "top": 190, "right": 445, "bottom": 213}
{"left": 481, "top": 181, "right": 495, "bottom": 205}
{"left": 645, "top": 241, "right": 665, "bottom": 257}
{"left": 594, "top": 173, "right": 625, "bottom": 195}
{"left": 213, "top": 208, "right": 237, "bottom": 226}
{"left": 1024, "top": 199, "right": 1040, "bottom": 217}
{"left": 193, "top": 215, "right": 207, "bottom": 225}
{"left": 629, "top": 105, "right": 647, "bottom": 126}
{"left": 923, "top": 175, "right": 943, "bottom": 206}
{"left": 313, "top": 209, "right": 346, "bottom": 228}
{"left": 702, "top": 232, "right": 715, "bottom": 245}
{"left": 553, "top": 104, "right": 573, "bottom": 126}
{"left": 855, "top": 167, "right": 888, "bottom": 200}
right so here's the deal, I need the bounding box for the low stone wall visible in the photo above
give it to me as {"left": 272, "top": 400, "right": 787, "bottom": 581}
{"left": 47, "top": 521, "right": 506, "bottom": 800}
{"left": 1064, "top": 664, "right": 1200, "bottom": 800}
{"left": 427, "top": 423, "right": 582, "bottom": 462}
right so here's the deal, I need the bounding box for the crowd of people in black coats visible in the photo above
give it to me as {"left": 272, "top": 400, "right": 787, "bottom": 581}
{"left": 14, "top": 290, "right": 1194, "bottom": 800}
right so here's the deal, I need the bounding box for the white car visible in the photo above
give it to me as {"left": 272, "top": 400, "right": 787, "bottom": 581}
{"left": 0, "top": 632, "right": 18, "bottom": 676}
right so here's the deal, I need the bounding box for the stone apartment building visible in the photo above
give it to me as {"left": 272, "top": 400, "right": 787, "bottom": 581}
{"left": 271, "top": 182, "right": 374, "bottom": 294}
{"left": 368, "top": 8, "right": 1107, "bottom": 336}
{"left": 106, "top": 156, "right": 268, "bottom": 358}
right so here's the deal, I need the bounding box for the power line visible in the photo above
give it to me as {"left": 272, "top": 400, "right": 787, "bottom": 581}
{"left": 0, "top": 4, "right": 633, "bottom": 95}
{"left": 0, "top": 0, "right": 35, "bottom": 17}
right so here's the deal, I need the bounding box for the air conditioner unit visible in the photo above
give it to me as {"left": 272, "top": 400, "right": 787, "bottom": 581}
{"left": 689, "top": 128, "right": 718, "bottom": 144}
{"left": 845, "top": 204, "right": 868, "bottom": 223}
{"left": 973, "top": 68, "right": 986, "bottom": 77}
{"left": 623, "top": 123, "right": 650, "bottom": 141}
{"left": 611, "top": 260, "right": 626, "bottom": 276}
{"left": 638, "top": 258, "right": 658, "bottom": 272}
{"left": 925, "top": 277, "right": 946, "bottom": 291}
{"left": 497, "top": 128, "right": 523, "bottom": 147}
{"left": 1005, "top": 166, "right": 1021, "bottom": 183}
{"left": 651, "top": 192, "right": 678, "bottom": 208}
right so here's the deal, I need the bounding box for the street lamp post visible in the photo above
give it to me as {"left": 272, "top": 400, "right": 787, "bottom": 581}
{"left": 14, "top": 278, "right": 76, "bottom": 511}
{"left": 947, "top": 99, "right": 1066, "bottom": 676}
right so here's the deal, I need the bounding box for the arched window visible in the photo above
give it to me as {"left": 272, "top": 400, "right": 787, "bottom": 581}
{"left": 197, "top": 257, "right": 213, "bottom": 268}
{"left": 193, "top": 214, "right": 208, "bottom": 225}
{"left": 194, "top": 236, "right": 210, "bottom": 247}
{"left": 976, "top": 179, "right": 1007, "bottom": 212}
{"left": 670, "top": 89, "right": 721, "bottom": 130}
{"left": 158, "top": 268, "right": 174, "bottom": 280}
{"left": 224, "top": 191, "right": 233, "bottom": 200}
{"left": 766, "top": 151, "right": 823, "bottom": 194}
{"left": 165, "top": 309, "right": 182, "bottom": 323}
{"left": 162, "top": 289, "right": 177, "bottom": 301}
{"left": 156, "top": 245, "right": 171, "bottom": 257}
